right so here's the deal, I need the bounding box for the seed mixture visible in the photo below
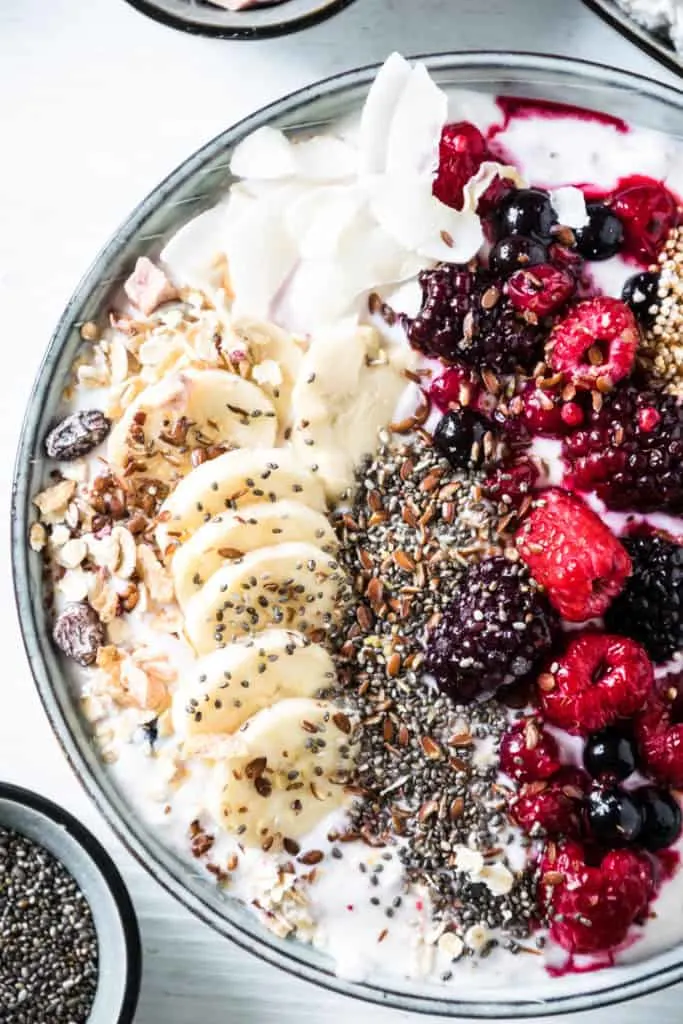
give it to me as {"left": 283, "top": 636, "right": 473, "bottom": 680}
{"left": 0, "top": 830, "right": 98, "bottom": 1023}
{"left": 330, "top": 432, "right": 539, "bottom": 948}
{"left": 641, "top": 226, "right": 683, "bottom": 394}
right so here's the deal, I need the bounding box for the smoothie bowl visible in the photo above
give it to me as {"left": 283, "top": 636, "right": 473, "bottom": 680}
{"left": 12, "top": 53, "right": 683, "bottom": 1016}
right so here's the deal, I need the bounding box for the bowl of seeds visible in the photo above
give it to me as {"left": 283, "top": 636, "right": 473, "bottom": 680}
{"left": 0, "top": 782, "right": 141, "bottom": 1023}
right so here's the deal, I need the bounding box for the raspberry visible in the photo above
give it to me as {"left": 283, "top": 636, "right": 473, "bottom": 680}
{"left": 506, "top": 264, "right": 575, "bottom": 317}
{"left": 562, "top": 384, "right": 683, "bottom": 514}
{"left": 428, "top": 366, "right": 480, "bottom": 412}
{"left": 500, "top": 717, "right": 561, "bottom": 782}
{"left": 540, "top": 840, "right": 653, "bottom": 954}
{"left": 547, "top": 297, "right": 639, "bottom": 390}
{"left": 635, "top": 675, "right": 683, "bottom": 787}
{"left": 611, "top": 180, "right": 678, "bottom": 264}
{"left": 604, "top": 532, "right": 683, "bottom": 664}
{"left": 408, "top": 265, "right": 545, "bottom": 374}
{"left": 424, "top": 556, "right": 559, "bottom": 700}
{"left": 483, "top": 457, "right": 540, "bottom": 508}
{"left": 433, "top": 121, "right": 489, "bottom": 211}
{"left": 540, "top": 633, "right": 654, "bottom": 735}
{"left": 511, "top": 767, "right": 588, "bottom": 836}
{"left": 516, "top": 488, "right": 632, "bottom": 621}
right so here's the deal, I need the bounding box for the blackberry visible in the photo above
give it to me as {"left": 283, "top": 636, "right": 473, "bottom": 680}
{"left": 425, "top": 556, "right": 559, "bottom": 701}
{"left": 408, "top": 264, "right": 545, "bottom": 374}
{"left": 563, "top": 384, "right": 683, "bottom": 513}
{"left": 604, "top": 533, "right": 683, "bottom": 663}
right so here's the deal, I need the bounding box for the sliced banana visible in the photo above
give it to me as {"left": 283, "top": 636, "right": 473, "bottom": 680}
{"left": 156, "top": 447, "right": 327, "bottom": 554}
{"left": 183, "top": 542, "right": 345, "bottom": 655}
{"left": 290, "top": 323, "right": 417, "bottom": 499}
{"left": 171, "top": 500, "right": 338, "bottom": 610}
{"left": 229, "top": 316, "right": 305, "bottom": 429}
{"left": 213, "top": 697, "right": 355, "bottom": 846}
{"left": 108, "top": 367, "right": 277, "bottom": 483}
{"left": 177, "top": 629, "right": 336, "bottom": 744}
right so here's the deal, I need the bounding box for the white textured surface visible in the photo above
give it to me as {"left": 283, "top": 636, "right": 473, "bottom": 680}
{"left": 1, "top": 0, "right": 682, "bottom": 1020}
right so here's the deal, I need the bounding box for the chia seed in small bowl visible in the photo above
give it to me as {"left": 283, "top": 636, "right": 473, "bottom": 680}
{"left": 0, "top": 783, "right": 141, "bottom": 1024}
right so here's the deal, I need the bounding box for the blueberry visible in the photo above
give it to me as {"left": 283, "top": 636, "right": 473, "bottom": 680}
{"left": 433, "top": 409, "right": 493, "bottom": 470}
{"left": 634, "top": 788, "right": 682, "bottom": 851}
{"left": 494, "top": 188, "right": 557, "bottom": 241}
{"left": 574, "top": 202, "right": 624, "bottom": 261}
{"left": 622, "top": 271, "right": 661, "bottom": 328}
{"left": 489, "top": 236, "right": 547, "bottom": 278}
{"left": 583, "top": 727, "right": 637, "bottom": 781}
{"left": 587, "top": 783, "right": 643, "bottom": 846}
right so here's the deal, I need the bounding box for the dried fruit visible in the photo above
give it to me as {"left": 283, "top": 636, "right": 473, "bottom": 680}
{"left": 425, "top": 556, "right": 559, "bottom": 700}
{"left": 547, "top": 297, "right": 639, "bottom": 389}
{"left": 540, "top": 632, "right": 654, "bottom": 735}
{"left": 539, "top": 839, "right": 653, "bottom": 954}
{"left": 44, "top": 410, "right": 111, "bottom": 460}
{"left": 516, "top": 488, "right": 631, "bottom": 621}
{"left": 604, "top": 532, "right": 683, "bottom": 664}
{"left": 53, "top": 602, "right": 105, "bottom": 666}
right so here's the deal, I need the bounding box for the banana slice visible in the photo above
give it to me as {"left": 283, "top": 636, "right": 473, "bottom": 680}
{"left": 108, "top": 368, "right": 277, "bottom": 483}
{"left": 171, "top": 500, "right": 338, "bottom": 610}
{"left": 213, "top": 697, "right": 355, "bottom": 846}
{"left": 156, "top": 447, "right": 327, "bottom": 554}
{"left": 290, "top": 323, "right": 417, "bottom": 499}
{"left": 229, "top": 316, "right": 305, "bottom": 428}
{"left": 183, "top": 542, "right": 345, "bottom": 655}
{"left": 177, "top": 629, "right": 336, "bottom": 744}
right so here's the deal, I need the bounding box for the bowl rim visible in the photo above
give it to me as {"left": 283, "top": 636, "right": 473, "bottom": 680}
{"left": 0, "top": 781, "right": 142, "bottom": 1024}
{"left": 580, "top": 0, "right": 683, "bottom": 77}
{"left": 12, "top": 50, "right": 683, "bottom": 1017}
{"left": 121, "top": 0, "right": 358, "bottom": 40}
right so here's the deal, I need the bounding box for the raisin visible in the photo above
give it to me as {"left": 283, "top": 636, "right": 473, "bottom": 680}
{"left": 44, "top": 410, "right": 111, "bottom": 460}
{"left": 53, "top": 602, "right": 105, "bottom": 666}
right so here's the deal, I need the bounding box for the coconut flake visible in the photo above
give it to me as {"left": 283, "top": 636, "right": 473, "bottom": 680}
{"left": 230, "top": 126, "right": 296, "bottom": 180}
{"left": 551, "top": 185, "right": 589, "bottom": 229}
{"left": 358, "top": 51, "right": 412, "bottom": 175}
{"left": 160, "top": 205, "right": 230, "bottom": 292}
{"left": 284, "top": 185, "right": 366, "bottom": 260}
{"left": 225, "top": 195, "right": 299, "bottom": 319}
{"left": 370, "top": 173, "right": 484, "bottom": 263}
{"left": 291, "top": 136, "right": 358, "bottom": 181}
{"left": 385, "top": 62, "right": 447, "bottom": 178}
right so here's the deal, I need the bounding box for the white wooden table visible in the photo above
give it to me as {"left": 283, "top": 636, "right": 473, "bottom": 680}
{"left": 1, "top": 1, "right": 681, "bottom": 1019}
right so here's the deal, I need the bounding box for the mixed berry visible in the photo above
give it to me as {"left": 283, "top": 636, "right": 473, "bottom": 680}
{"left": 396, "top": 123, "right": 683, "bottom": 962}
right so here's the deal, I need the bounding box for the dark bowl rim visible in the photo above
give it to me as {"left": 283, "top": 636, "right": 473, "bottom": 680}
{"left": 121, "top": 0, "right": 357, "bottom": 40}
{"left": 11, "top": 50, "right": 683, "bottom": 1017}
{"left": 0, "top": 781, "right": 142, "bottom": 1024}
{"left": 580, "top": 0, "right": 683, "bottom": 78}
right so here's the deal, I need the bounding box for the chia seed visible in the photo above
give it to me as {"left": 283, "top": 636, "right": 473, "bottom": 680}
{"left": 0, "top": 829, "right": 98, "bottom": 1022}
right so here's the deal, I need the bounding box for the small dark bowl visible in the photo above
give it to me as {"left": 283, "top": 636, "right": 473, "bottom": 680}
{"left": 0, "top": 783, "right": 142, "bottom": 1024}
{"left": 581, "top": 0, "right": 683, "bottom": 77}
{"left": 121, "top": 0, "right": 357, "bottom": 40}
